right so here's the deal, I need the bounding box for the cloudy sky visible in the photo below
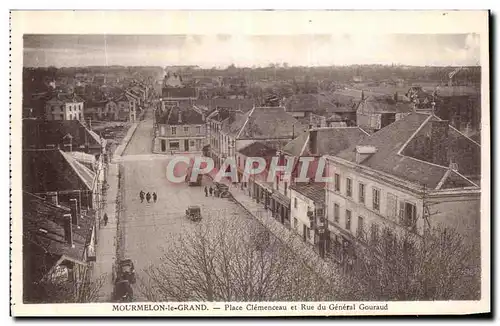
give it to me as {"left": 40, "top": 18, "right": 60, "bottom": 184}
{"left": 23, "top": 34, "right": 481, "bottom": 68}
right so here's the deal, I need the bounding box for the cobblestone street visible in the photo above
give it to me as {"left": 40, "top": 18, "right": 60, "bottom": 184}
{"left": 118, "top": 111, "right": 255, "bottom": 301}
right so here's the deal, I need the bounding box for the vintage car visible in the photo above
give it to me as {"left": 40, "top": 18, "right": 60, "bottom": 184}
{"left": 214, "top": 182, "right": 231, "bottom": 198}
{"left": 113, "top": 279, "right": 133, "bottom": 302}
{"left": 185, "top": 205, "right": 202, "bottom": 221}
{"left": 112, "top": 259, "right": 136, "bottom": 284}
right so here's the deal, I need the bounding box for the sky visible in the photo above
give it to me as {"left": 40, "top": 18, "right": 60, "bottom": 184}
{"left": 23, "top": 34, "right": 481, "bottom": 68}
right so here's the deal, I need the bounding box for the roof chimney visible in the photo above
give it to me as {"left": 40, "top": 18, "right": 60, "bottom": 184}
{"left": 309, "top": 130, "right": 318, "bottom": 155}
{"left": 178, "top": 111, "right": 182, "bottom": 124}
{"left": 429, "top": 120, "right": 449, "bottom": 166}
{"left": 46, "top": 191, "right": 58, "bottom": 206}
{"left": 63, "top": 213, "right": 74, "bottom": 247}
{"left": 69, "top": 198, "right": 80, "bottom": 227}
{"left": 355, "top": 145, "right": 377, "bottom": 164}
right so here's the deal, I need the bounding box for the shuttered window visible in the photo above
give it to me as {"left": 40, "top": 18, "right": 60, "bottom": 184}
{"left": 387, "top": 193, "right": 397, "bottom": 221}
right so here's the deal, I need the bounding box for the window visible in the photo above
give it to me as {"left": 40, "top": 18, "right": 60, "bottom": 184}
{"left": 359, "top": 183, "right": 365, "bottom": 204}
{"left": 196, "top": 126, "right": 201, "bottom": 134}
{"left": 357, "top": 216, "right": 365, "bottom": 240}
{"left": 294, "top": 198, "right": 298, "bottom": 209}
{"left": 334, "top": 173, "right": 340, "bottom": 192}
{"left": 399, "top": 201, "right": 417, "bottom": 230}
{"left": 293, "top": 218, "right": 298, "bottom": 229}
{"left": 184, "top": 126, "right": 189, "bottom": 133}
{"left": 370, "top": 223, "right": 379, "bottom": 245}
{"left": 334, "top": 203, "right": 340, "bottom": 223}
{"left": 169, "top": 141, "right": 180, "bottom": 150}
{"left": 190, "top": 140, "right": 195, "bottom": 146}
{"left": 372, "top": 187, "right": 380, "bottom": 211}
{"left": 346, "top": 178, "right": 352, "bottom": 197}
{"left": 345, "top": 210, "right": 352, "bottom": 231}
{"left": 171, "top": 127, "right": 177, "bottom": 135}
{"left": 386, "top": 193, "right": 397, "bottom": 220}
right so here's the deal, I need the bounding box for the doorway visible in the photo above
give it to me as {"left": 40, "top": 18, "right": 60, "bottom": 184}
{"left": 184, "top": 139, "right": 189, "bottom": 151}
{"left": 161, "top": 139, "right": 166, "bottom": 152}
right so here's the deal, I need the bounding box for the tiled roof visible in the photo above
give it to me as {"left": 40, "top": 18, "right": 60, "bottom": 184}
{"left": 238, "top": 141, "right": 277, "bottom": 158}
{"left": 61, "top": 151, "right": 96, "bottom": 190}
{"left": 357, "top": 96, "right": 413, "bottom": 113}
{"left": 195, "top": 99, "right": 255, "bottom": 112}
{"left": 282, "top": 132, "right": 309, "bottom": 156}
{"left": 290, "top": 182, "right": 326, "bottom": 205}
{"left": 335, "top": 113, "right": 479, "bottom": 189}
{"left": 23, "top": 149, "right": 95, "bottom": 193}
{"left": 23, "top": 192, "right": 94, "bottom": 267}
{"left": 283, "top": 127, "right": 367, "bottom": 156}
{"left": 85, "top": 100, "right": 107, "bottom": 108}
{"left": 48, "top": 93, "right": 84, "bottom": 103}
{"left": 159, "top": 106, "right": 205, "bottom": 125}
{"left": 222, "top": 111, "right": 250, "bottom": 136}
{"left": 162, "top": 87, "right": 197, "bottom": 99}
{"left": 235, "top": 107, "right": 307, "bottom": 140}
{"left": 23, "top": 119, "right": 103, "bottom": 150}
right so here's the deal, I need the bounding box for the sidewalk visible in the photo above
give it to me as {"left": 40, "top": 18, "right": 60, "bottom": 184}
{"left": 209, "top": 175, "right": 343, "bottom": 284}
{"left": 93, "top": 163, "right": 119, "bottom": 302}
{"left": 93, "top": 122, "right": 136, "bottom": 302}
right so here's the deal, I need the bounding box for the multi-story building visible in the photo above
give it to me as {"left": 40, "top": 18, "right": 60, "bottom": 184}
{"left": 203, "top": 99, "right": 255, "bottom": 166}
{"left": 44, "top": 93, "right": 84, "bottom": 121}
{"left": 154, "top": 106, "right": 206, "bottom": 154}
{"left": 216, "top": 106, "right": 306, "bottom": 226}
{"left": 283, "top": 127, "right": 368, "bottom": 246}
{"left": 324, "top": 112, "right": 481, "bottom": 269}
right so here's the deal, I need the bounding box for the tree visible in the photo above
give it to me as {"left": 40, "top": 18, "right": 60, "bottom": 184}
{"left": 140, "top": 214, "right": 341, "bottom": 302}
{"left": 350, "top": 226, "right": 480, "bottom": 301}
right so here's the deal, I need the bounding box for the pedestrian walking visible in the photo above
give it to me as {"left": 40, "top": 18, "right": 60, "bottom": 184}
{"left": 209, "top": 186, "right": 213, "bottom": 197}
{"left": 139, "top": 191, "right": 144, "bottom": 203}
{"left": 103, "top": 213, "right": 108, "bottom": 226}
{"left": 204, "top": 186, "right": 208, "bottom": 197}
{"left": 146, "top": 192, "right": 151, "bottom": 203}
{"left": 153, "top": 192, "right": 157, "bottom": 203}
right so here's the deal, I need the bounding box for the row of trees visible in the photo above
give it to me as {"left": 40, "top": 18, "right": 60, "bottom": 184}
{"left": 30, "top": 211, "right": 480, "bottom": 303}
{"left": 139, "top": 213, "right": 480, "bottom": 302}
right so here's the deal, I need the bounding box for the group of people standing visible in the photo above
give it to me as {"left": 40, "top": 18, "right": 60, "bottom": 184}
{"left": 139, "top": 190, "right": 157, "bottom": 203}
{"left": 204, "top": 185, "right": 222, "bottom": 198}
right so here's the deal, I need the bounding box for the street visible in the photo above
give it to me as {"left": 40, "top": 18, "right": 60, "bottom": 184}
{"left": 119, "top": 110, "right": 253, "bottom": 301}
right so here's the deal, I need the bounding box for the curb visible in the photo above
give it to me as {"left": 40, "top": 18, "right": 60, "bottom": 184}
{"left": 113, "top": 123, "right": 139, "bottom": 160}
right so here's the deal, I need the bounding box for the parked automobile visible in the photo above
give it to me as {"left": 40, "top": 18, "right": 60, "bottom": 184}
{"left": 113, "top": 279, "right": 133, "bottom": 302}
{"left": 112, "top": 259, "right": 136, "bottom": 284}
{"left": 185, "top": 205, "right": 202, "bottom": 221}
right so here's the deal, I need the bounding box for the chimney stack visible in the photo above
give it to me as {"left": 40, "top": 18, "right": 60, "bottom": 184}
{"left": 69, "top": 198, "right": 80, "bottom": 227}
{"left": 47, "top": 192, "right": 58, "bottom": 206}
{"left": 309, "top": 130, "right": 318, "bottom": 155}
{"left": 63, "top": 213, "right": 74, "bottom": 247}
{"left": 429, "top": 120, "right": 449, "bottom": 166}
{"left": 178, "top": 111, "right": 182, "bottom": 124}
